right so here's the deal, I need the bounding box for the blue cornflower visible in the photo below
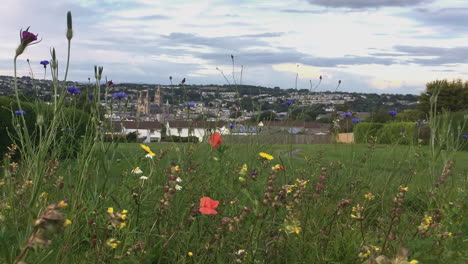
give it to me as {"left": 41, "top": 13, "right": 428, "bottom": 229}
{"left": 112, "top": 92, "right": 127, "bottom": 99}
{"left": 14, "top": 110, "right": 26, "bottom": 115}
{"left": 187, "top": 102, "right": 196, "bottom": 107}
{"left": 285, "top": 100, "right": 293, "bottom": 106}
{"left": 67, "top": 86, "right": 81, "bottom": 95}
{"left": 229, "top": 123, "right": 235, "bottom": 129}
{"left": 88, "top": 94, "right": 93, "bottom": 100}
{"left": 352, "top": 118, "right": 361, "bottom": 123}
{"left": 462, "top": 135, "right": 468, "bottom": 139}
{"left": 388, "top": 110, "right": 398, "bottom": 116}
{"left": 341, "top": 112, "right": 352, "bottom": 117}
{"left": 40, "top": 60, "right": 49, "bottom": 68}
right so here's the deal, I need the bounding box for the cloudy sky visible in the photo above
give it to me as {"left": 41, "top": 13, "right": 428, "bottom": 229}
{"left": 1, "top": 0, "right": 468, "bottom": 94}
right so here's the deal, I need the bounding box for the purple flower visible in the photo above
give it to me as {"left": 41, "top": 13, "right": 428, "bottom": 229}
{"left": 229, "top": 123, "right": 235, "bottom": 129}
{"left": 352, "top": 118, "right": 361, "bottom": 123}
{"left": 16, "top": 27, "right": 40, "bottom": 57}
{"left": 462, "top": 135, "right": 468, "bottom": 139}
{"left": 40, "top": 60, "right": 49, "bottom": 68}
{"left": 21, "top": 29, "right": 38, "bottom": 46}
{"left": 187, "top": 102, "right": 196, "bottom": 107}
{"left": 107, "top": 80, "right": 115, "bottom": 87}
{"left": 285, "top": 100, "right": 293, "bottom": 106}
{"left": 388, "top": 110, "right": 398, "bottom": 116}
{"left": 88, "top": 94, "right": 94, "bottom": 100}
{"left": 14, "top": 110, "right": 26, "bottom": 115}
{"left": 112, "top": 92, "right": 127, "bottom": 99}
{"left": 341, "top": 112, "right": 352, "bottom": 117}
{"left": 67, "top": 86, "right": 81, "bottom": 95}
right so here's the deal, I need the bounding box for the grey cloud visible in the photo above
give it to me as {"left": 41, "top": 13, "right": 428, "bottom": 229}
{"left": 160, "top": 32, "right": 280, "bottom": 50}
{"left": 306, "top": 0, "right": 433, "bottom": 9}
{"left": 197, "top": 49, "right": 397, "bottom": 67}
{"left": 280, "top": 9, "right": 325, "bottom": 14}
{"left": 377, "top": 45, "right": 468, "bottom": 66}
{"left": 241, "top": 32, "right": 284, "bottom": 38}
{"left": 407, "top": 8, "right": 468, "bottom": 33}
{"left": 132, "top": 14, "right": 171, "bottom": 20}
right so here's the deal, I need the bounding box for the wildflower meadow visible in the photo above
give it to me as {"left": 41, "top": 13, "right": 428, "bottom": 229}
{"left": 0, "top": 11, "right": 467, "bottom": 264}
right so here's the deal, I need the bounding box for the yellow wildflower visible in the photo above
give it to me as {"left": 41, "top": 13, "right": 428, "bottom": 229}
{"left": 63, "top": 219, "right": 72, "bottom": 227}
{"left": 259, "top": 152, "right": 274, "bottom": 160}
{"left": 399, "top": 186, "right": 409, "bottom": 192}
{"left": 358, "top": 250, "right": 371, "bottom": 258}
{"left": 107, "top": 207, "right": 114, "bottom": 214}
{"left": 409, "top": 260, "right": 419, "bottom": 264}
{"left": 188, "top": 252, "right": 193, "bottom": 257}
{"left": 106, "top": 238, "right": 121, "bottom": 249}
{"left": 284, "top": 216, "right": 301, "bottom": 235}
{"left": 57, "top": 200, "right": 68, "bottom": 208}
{"left": 239, "top": 164, "right": 248, "bottom": 175}
{"left": 118, "top": 222, "right": 126, "bottom": 229}
{"left": 140, "top": 144, "right": 155, "bottom": 157}
{"left": 291, "top": 226, "right": 301, "bottom": 234}
{"left": 39, "top": 192, "right": 48, "bottom": 199}
{"left": 418, "top": 215, "right": 432, "bottom": 231}
{"left": 364, "top": 192, "right": 375, "bottom": 200}
{"left": 171, "top": 165, "right": 181, "bottom": 173}
{"left": 238, "top": 176, "right": 246, "bottom": 183}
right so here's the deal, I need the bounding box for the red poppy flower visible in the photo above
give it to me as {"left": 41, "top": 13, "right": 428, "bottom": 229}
{"left": 199, "top": 197, "right": 219, "bottom": 215}
{"left": 279, "top": 165, "right": 285, "bottom": 171}
{"left": 209, "top": 132, "right": 222, "bottom": 149}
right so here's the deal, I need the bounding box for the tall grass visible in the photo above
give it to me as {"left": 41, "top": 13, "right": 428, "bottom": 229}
{"left": 0, "top": 11, "right": 466, "bottom": 264}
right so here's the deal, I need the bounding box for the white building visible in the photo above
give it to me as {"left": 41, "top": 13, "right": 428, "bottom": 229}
{"left": 112, "top": 121, "right": 163, "bottom": 142}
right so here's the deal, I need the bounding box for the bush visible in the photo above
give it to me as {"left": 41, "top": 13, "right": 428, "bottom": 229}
{"left": 161, "top": 135, "right": 199, "bottom": 143}
{"left": 447, "top": 110, "right": 468, "bottom": 151}
{"left": 377, "top": 122, "right": 417, "bottom": 145}
{"left": 353, "top": 123, "right": 383, "bottom": 143}
{"left": 126, "top": 131, "right": 139, "bottom": 142}
{"left": 0, "top": 96, "right": 91, "bottom": 158}
{"left": 0, "top": 97, "right": 37, "bottom": 156}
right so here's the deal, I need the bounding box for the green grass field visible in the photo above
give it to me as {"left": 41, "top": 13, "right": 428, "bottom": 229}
{"left": 3, "top": 141, "right": 462, "bottom": 263}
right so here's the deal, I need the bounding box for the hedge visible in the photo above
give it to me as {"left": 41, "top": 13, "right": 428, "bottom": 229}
{"left": 377, "top": 122, "right": 418, "bottom": 145}
{"left": 353, "top": 123, "right": 383, "bottom": 143}
{"left": 354, "top": 122, "right": 420, "bottom": 145}
{"left": 161, "top": 135, "right": 199, "bottom": 143}
{"left": 0, "top": 96, "right": 91, "bottom": 158}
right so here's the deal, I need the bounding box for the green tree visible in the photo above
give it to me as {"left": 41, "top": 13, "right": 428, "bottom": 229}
{"left": 418, "top": 79, "right": 468, "bottom": 113}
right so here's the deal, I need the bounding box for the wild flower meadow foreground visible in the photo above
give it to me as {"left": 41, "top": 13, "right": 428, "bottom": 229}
{"left": 1, "top": 11, "right": 467, "bottom": 264}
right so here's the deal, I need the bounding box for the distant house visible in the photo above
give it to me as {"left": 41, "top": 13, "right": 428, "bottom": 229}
{"left": 304, "top": 122, "right": 331, "bottom": 135}
{"left": 355, "top": 112, "right": 370, "bottom": 120}
{"left": 112, "top": 121, "right": 163, "bottom": 142}
{"left": 166, "top": 121, "right": 226, "bottom": 142}
{"left": 262, "top": 121, "right": 306, "bottom": 134}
